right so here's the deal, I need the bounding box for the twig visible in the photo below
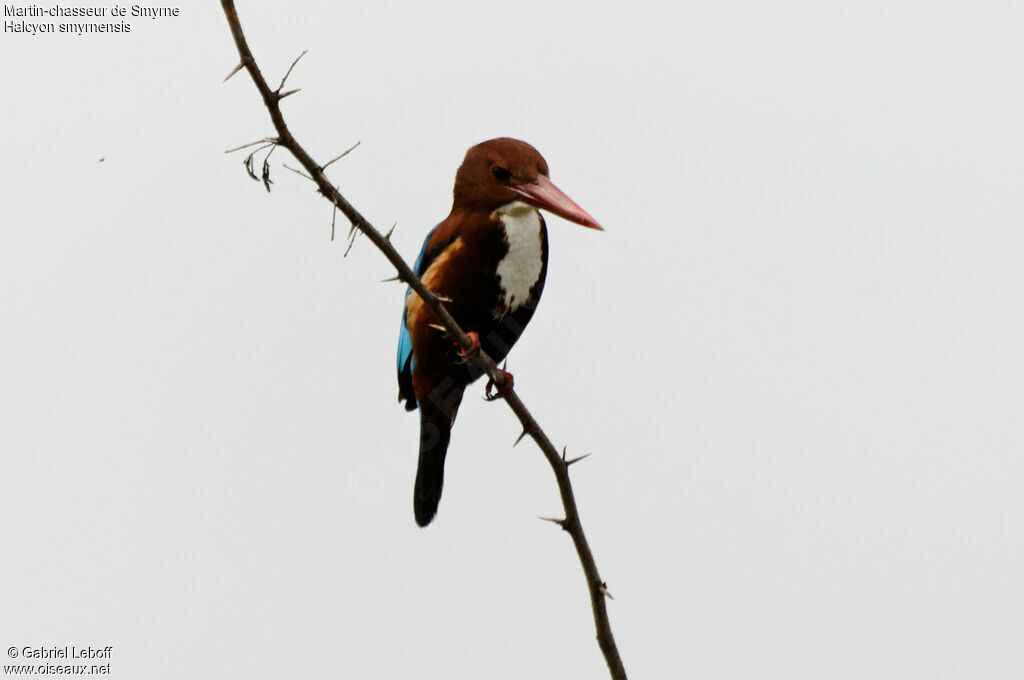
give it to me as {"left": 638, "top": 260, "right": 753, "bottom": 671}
{"left": 218, "top": 4, "right": 627, "bottom": 678}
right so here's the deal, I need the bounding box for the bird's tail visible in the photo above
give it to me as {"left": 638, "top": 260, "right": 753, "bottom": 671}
{"left": 414, "top": 395, "right": 462, "bottom": 527}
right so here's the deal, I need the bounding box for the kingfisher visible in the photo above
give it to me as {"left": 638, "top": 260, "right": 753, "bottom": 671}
{"left": 396, "top": 138, "right": 602, "bottom": 527}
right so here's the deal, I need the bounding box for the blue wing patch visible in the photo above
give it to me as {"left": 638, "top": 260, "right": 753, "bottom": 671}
{"left": 397, "top": 225, "right": 438, "bottom": 410}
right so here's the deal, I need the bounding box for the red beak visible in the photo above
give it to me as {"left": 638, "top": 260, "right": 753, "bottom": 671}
{"left": 510, "top": 175, "right": 603, "bottom": 230}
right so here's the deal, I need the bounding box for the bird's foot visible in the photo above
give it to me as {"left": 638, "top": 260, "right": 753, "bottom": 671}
{"left": 455, "top": 331, "right": 481, "bottom": 364}
{"left": 484, "top": 368, "right": 514, "bottom": 401}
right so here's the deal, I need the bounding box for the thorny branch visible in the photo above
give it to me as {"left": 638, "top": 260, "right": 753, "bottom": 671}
{"left": 219, "top": 3, "right": 627, "bottom": 679}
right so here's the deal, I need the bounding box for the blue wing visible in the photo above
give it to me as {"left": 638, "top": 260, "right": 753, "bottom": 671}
{"left": 397, "top": 225, "right": 438, "bottom": 410}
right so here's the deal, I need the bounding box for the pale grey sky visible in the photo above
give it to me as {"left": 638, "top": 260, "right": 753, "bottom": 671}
{"left": 2, "top": 2, "right": 1023, "bottom": 678}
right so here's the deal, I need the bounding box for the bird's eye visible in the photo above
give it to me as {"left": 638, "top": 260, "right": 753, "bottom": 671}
{"left": 491, "top": 166, "right": 511, "bottom": 181}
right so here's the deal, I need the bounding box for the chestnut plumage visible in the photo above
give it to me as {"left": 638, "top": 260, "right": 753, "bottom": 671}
{"left": 396, "top": 138, "right": 600, "bottom": 526}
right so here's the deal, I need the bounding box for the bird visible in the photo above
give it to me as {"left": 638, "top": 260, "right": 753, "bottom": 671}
{"left": 396, "top": 137, "right": 601, "bottom": 526}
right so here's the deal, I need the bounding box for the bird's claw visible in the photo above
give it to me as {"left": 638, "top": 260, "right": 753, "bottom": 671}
{"left": 484, "top": 369, "right": 514, "bottom": 401}
{"left": 455, "top": 331, "right": 481, "bottom": 364}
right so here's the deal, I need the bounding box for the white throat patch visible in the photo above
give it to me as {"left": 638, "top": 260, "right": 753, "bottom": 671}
{"left": 493, "top": 201, "right": 543, "bottom": 317}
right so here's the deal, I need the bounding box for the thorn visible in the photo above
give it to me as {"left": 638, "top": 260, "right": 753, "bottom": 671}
{"left": 428, "top": 323, "right": 447, "bottom": 333}
{"left": 539, "top": 516, "right": 566, "bottom": 529}
{"left": 513, "top": 429, "right": 530, "bottom": 446}
{"left": 277, "top": 88, "right": 301, "bottom": 100}
{"left": 330, "top": 194, "right": 337, "bottom": 242}
{"left": 344, "top": 229, "right": 359, "bottom": 257}
{"left": 223, "top": 61, "right": 244, "bottom": 82}
{"left": 565, "top": 453, "right": 591, "bottom": 467}
{"left": 384, "top": 223, "right": 396, "bottom": 241}
{"left": 282, "top": 163, "right": 313, "bottom": 180}
{"left": 277, "top": 49, "right": 307, "bottom": 91}
{"left": 322, "top": 141, "right": 361, "bottom": 172}
{"left": 599, "top": 582, "right": 614, "bottom": 600}
{"left": 561, "top": 446, "right": 569, "bottom": 462}
{"left": 225, "top": 138, "right": 275, "bottom": 154}
{"left": 381, "top": 274, "right": 402, "bottom": 283}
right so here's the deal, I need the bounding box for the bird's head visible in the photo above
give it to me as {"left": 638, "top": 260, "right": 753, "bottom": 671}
{"left": 452, "top": 137, "right": 602, "bottom": 230}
